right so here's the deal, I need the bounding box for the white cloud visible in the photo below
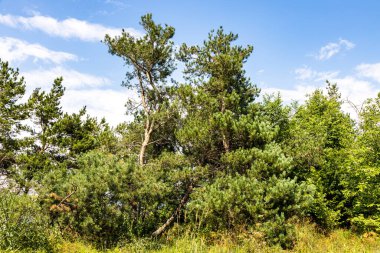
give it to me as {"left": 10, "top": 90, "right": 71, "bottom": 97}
{"left": 356, "top": 63, "right": 380, "bottom": 83}
{"left": 295, "top": 66, "right": 339, "bottom": 81}
{"left": 62, "top": 89, "right": 135, "bottom": 126}
{"left": 0, "top": 14, "right": 141, "bottom": 126}
{"left": 332, "top": 76, "right": 378, "bottom": 117}
{"left": 104, "top": 0, "right": 129, "bottom": 8}
{"left": 265, "top": 65, "right": 380, "bottom": 120}
{"left": 262, "top": 85, "right": 317, "bottom": 102}
{"left": 21, "top": 67, "right": 135, "bottom": 126}
{"left": 0, "top": 14, "right": 141, "bottom": 41}
{"left": 315, "top": 39, "right": 355, "bottom": 61}
{"left": 294, "top": 66, "right": 315, "bottom": 80}
{"left": 23, "top": 67, "right": 111, "bottom": 90}
{"left": 0, "top": 37, "right": 77, "bottom": 64}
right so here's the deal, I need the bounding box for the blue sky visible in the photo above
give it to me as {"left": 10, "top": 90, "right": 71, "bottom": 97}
{"left": 0, "top": 0, "right": 379, "bottom": 125}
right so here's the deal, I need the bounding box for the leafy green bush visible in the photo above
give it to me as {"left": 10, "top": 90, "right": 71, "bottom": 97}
{"left": 0, "top": 190, "right": 53, "bottom": 251}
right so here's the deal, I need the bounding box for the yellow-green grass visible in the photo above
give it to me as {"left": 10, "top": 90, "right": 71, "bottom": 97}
{"left": 2, "top": 223, "right": 380, "bottom": 253}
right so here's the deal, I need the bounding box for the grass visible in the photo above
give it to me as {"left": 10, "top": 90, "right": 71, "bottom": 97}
{"left": 121, "top": 223, "right": 380, "bottom": 252}
{"left": 2, "top": 223, "right": 380, "bottom": 252}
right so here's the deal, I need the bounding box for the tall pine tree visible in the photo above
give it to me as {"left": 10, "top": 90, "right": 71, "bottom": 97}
{"left": 104, "top": 14, "right": 176, "bottom": 165}
{"left": 0, "top": 60, "right": 29, "bottom": 178}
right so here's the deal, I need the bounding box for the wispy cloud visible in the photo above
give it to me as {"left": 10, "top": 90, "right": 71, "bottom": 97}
{"left": 295, "top": 65, "right": 339, "bottom": 81}
{"left": 104, "top": 0, "right": 129, "bottom": 9}
{"left": 0, "top": 37, "right": 77, "bottom": 64}
{"left": 257, "top": 69, "right": 265, "bottom": 74}
{"left": 0, "top": 14, "right": 141, "bottom": 41}
{"left": 315, "top": 39, "right": 355, "bottom": 61}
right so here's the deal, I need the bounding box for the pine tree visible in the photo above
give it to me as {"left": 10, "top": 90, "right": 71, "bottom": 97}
{"left": 16, "top": 78, "right": 108, "bottom": 192}
{"left": 104, "top": 14, "right": 176, "bottom": 165}
{"left": 0, "top": 60, "right": 29, "bottom": 177}
{"left": 177, "top": 27, "right": 259, "bottom": 166}
{"left": 174, "top": 29, "right": 314, "bottom": 248}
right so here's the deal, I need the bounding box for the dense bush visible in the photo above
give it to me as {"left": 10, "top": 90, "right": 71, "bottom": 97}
{"left": 41, "top": 151, "right": 140, "bottom": 248}
{"left": 187, "top": 174, "right": 315, "bottom": 246}
{"left": 0, "top": 190, "right": 54, "bottom": 251}
{"left": 40, "top": 151, "right": 198, "bottom": 248}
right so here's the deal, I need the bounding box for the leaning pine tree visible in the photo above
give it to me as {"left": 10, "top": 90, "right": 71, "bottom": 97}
{"left": 104, "top": 13, "right": 176, "bottom": 166}
{"left": 105, "top": 14, "right": 195, "bottom": 238}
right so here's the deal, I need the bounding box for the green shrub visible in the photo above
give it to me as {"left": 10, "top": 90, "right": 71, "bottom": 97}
{"left": 42, "top": 151, "right": 194, "bottom": 248}
{"left": 41, "top": 151, "right": 136, "bottom": 248}
{"left": 351, "top": 215, "right": 380, "bottom": 233}
{"left": 260, "top": 214, "right": 296, "bottom": 249}
{"left": 187, "top": 173, "right": 315, "bottom": 248}
{"left": 0, "top": 190, "right": 53, "bottom": 251}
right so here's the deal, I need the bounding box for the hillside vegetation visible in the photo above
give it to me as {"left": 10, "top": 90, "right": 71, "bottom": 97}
{"left": 1, "top": 14, "right": 380, "bottom": 252}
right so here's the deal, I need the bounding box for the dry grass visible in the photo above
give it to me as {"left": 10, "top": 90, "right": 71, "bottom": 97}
{"left": 2, "top": 223, "right": 380, "bottom": 253}
{"left": 293, "top": 223, "right": 380, "bottom": 253}
{"left": 118, "top": 222, "right": 380, "bottom": 253}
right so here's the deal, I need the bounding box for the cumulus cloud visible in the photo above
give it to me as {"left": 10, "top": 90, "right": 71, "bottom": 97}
{"left": 62, "top": 89, "right": 134, "bottom": 126}
{"left": 315, "top": 39, "right": 355, "bottom": 61}
{"left": 264, "top": 64, "right": 380, "bottom": 120}
{"left": 21, "top": 67, "right": 135, "bottom": 126}
{"left": 0, "top": 14, "right": 141, "bottom": 41}
{"left": 23, "top": 67, "right": 111, "bottom": 90}
{"left": 332, "top": 76, "right": 378, "bottom": 116}
{"left": 0, "top": 36, "right": 77, "bottom": 64}
{"left": 356, "top": 63, "right": 380, "bottom": 83}
{"left": 0, "top": 14, "right": 141, "bottom": 126}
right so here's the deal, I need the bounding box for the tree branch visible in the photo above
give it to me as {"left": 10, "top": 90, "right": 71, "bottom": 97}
{"left": 58, "top": 186, "right": 78, "bottom": 208}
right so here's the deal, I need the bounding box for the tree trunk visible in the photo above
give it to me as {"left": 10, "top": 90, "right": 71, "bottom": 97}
{"left": 221, "top": 98, "right": 229, "bottom": 152}
{"left": 139, "top": 119, "right": 154, "bottom": 166}
{"left": 222, "top": 133, "right": 230, "bottom": 152}
{"left": 137, "top": 70, "right": 154, "bottom": 166}
{"left": 152, "top": 184, "right": 193, "bottom": 236}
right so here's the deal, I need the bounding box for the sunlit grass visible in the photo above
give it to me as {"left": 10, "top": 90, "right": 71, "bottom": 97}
{"left": 1, "top": 222, "right": 379, "bottom": 253}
